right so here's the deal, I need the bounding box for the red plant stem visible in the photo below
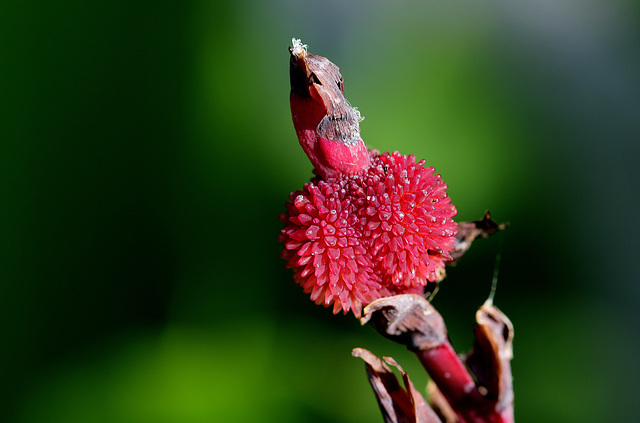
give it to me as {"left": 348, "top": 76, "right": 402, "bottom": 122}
{"left": 414, "top": 341, "right": 511, "bottom": 423}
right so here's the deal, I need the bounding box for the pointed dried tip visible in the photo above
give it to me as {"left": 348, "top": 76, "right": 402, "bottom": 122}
{"left": 476, "top": 302, "right": 514, "bottom": 360}
{"left": 465, "top": 302, "right": 515, "bottom": 420}
{"left": 449, "top": 211, "right": 509, "bottom": 264}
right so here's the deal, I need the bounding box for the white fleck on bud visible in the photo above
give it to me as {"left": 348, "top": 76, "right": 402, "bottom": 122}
{"left": 291, "top": 38, "right": 308, "bottom": 57}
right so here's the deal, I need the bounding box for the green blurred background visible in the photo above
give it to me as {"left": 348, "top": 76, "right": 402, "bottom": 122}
{"left": 2, "top": 0, "right": 639, "bottom": 422}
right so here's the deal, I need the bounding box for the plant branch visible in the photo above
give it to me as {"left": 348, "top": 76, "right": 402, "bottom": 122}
{"left": 361, "top": 295, "right": 514, "bottom": 423}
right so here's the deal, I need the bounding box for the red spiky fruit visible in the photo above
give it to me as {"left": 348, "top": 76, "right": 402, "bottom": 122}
{"left": 279, "top": 39, "right": 457, "bottom": 317}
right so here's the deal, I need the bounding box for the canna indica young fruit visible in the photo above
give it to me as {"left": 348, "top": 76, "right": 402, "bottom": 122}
{"left": 279, "top": 39, "right": 457, "bottom": 318}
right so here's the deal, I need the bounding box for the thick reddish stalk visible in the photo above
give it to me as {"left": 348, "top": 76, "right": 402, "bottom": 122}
{"left": 414, "top": 341, "right": 512, "bottom": 423}
{"left": 417, "top": 342, "right": 481, "bottom": 408}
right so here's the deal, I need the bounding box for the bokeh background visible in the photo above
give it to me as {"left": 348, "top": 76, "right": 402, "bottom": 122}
{"left": 2, "top": 0, "right": 639, "bottom": 422}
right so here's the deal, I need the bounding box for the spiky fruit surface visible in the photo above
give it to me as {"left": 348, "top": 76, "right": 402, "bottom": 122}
{"left": 279, "top": 151, "right": 457, "bottom": 317}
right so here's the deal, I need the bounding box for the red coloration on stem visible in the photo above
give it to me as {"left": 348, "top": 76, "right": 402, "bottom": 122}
{"left": 417, "top": 343, "right": 511, "bottom": 423}
{"left": 418, "top": 342, "right": 480, "bottom": 408}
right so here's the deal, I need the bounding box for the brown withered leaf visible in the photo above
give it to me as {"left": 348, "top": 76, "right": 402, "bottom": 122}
{"left": 360, "top": 294, "right": 447, "bottom": 351}
{"left": 449, "top": 211, "right": 508, "bottom": 263}
{"left": 353, "top": 348, "right": 442, "bottom": 423}
{"left": 464, "top": 301, "right": 515, "bottom": 420}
